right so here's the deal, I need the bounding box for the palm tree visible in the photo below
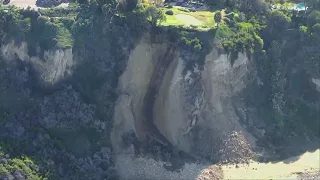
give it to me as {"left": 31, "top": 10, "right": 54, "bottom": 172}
{"left": 214, "top": 10, "right": 222, "bottom": 28}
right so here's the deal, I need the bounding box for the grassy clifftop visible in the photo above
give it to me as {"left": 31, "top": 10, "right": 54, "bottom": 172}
{"left": 160, "top": 6, "right": 216, "bottom": 28}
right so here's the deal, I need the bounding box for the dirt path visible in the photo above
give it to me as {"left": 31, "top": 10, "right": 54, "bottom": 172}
{"left": 221, "top": 149, "right": 320, "bottom": 179}
{"left": 175, "top": 14, "right": 203, "bottom": 26}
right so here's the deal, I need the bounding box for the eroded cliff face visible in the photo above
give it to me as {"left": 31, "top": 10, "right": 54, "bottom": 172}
{"left": 1, "top": 40, "right": 73, "bottom": 86}
{"left": 112, "top": 34, "right": 258, "bottom": 171}
{"left": 112, "top": 31, "right": 320, "bottom": 179}
{"left": 111, "top": 35, "right": 179, "bottom": 154}
{"left": 155, "top": 48, "right": 258, "bottom": 159}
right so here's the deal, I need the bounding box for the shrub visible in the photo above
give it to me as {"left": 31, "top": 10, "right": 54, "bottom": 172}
{"left": 178, "top": 35, "right": 202, "bottom": 51}
{"left": 165, "top": 10, "right": 174, "bottom": 15}
{"left": 312, "top": 23, "right": 320, "bottom": 38}
{"left": 299, "top": 25, "right": 308, "bottom": 36}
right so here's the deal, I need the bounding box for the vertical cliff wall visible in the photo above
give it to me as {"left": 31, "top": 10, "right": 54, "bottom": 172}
{"left": 153, "top": 48, "right": 257, "bottom": 160}
{"left": 111, "top": 35, "right": 180, "bottom": 155}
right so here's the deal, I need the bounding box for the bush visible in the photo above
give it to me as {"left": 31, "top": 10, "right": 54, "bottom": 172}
{"left": 299, "top": 25, "right": 308, "bottom": 35}
{"left": 165, "top": 10, "right": 174, "bottom": 15}
{"left": 178, "top": 34, "right": 202, "bottom": 51}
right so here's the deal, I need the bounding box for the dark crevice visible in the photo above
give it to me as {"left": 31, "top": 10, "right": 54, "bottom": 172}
{"left": 142, "top": 43, "right": 177, "bottom": 147}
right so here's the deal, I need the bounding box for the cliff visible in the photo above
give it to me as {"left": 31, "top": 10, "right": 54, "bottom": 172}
{"left": 1, "top": 26, "right": 319, "bottom": 179}
{"left": 0, "top": 3, "right": 320, "bottom": 179}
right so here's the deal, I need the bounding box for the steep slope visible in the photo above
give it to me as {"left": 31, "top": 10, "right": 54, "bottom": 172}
{"left": 111, "top": 32, "right": 257, "bottom": 170}
{"left": 111, "top": 28, "right": 320, "bottom": 178}
{"left": 111, "top": 35, "right": 178, "bottom": 155}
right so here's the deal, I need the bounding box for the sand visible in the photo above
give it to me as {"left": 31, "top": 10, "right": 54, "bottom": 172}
{"left": 175, "top": 14, "right": 203, "bottom": 26}
{"left": 221, "top": 149, "right": 320, "bottom": 179}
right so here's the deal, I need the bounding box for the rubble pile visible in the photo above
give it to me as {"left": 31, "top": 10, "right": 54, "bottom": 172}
{"left": 216, "top": 131, "right": 254, "bottom": 164}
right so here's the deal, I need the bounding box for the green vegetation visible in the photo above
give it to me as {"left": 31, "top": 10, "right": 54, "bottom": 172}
{"left": 0, "top": 6, "right": 74, "bottom": 55}
{"left": 0, "top": 142, "right": 43, "bottom": 179}
{"left": 177, "top": 30, "right": 203, "bottom": 51}
{"left": 160, "top": 6, "right": 216, "bottom": 28}
{"left": 146, "top": 5, "right": 166, "bottom": 26}
{"left": 220, "top": 21, "right": 263, "bottom": 61}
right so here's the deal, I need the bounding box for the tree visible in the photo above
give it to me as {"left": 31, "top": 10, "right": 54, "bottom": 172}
{"left": 96, "top": 0, "right": 116, "bottom": 8}
{"left": 267, "top": 10, "right": 291, "bottom": 36}
{"left": 145, "top": 5, "right": 165, "bottom": 26}
{"left": 214, "top": 11, "right": 222, "bottom": 28}
{"left": 77, "top": 0, "right": 89, "bottom": 5}
{"left": 126, "top": 0, "right": 138, "bottom": 10}
{"left": 307, "top": 10, "right": 320, "bottom": 28}
{"left": 119, "top": 0, "right": 138, "bottom": 11}
{"left": 312, "top": 23, "right": 320, "bottom": 38}
{"left": 305, "top": 0, "right": 320, "bottom": 10}
{"left": 221, "top": 0, "right": 268, "bottom": 15}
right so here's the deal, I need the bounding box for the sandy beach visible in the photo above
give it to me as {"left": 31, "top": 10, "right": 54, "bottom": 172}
{"left": 222, "top": 149, "right": 320, "bottom": 179}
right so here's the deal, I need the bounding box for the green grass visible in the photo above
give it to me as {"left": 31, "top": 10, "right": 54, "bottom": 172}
{"left": 160, "top": 6, "right": 216, "bottom": 29}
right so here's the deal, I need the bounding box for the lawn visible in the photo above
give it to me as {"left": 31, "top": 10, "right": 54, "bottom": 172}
{"left": 160, "top": 6, "right": 216, "bottom": 29}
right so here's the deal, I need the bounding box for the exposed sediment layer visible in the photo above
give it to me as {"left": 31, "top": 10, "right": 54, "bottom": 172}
{"left": 111, "top": 34, "right": 256, "bottom": 163}
{"left": 111, "top": 35, "right": 180, "bottom": 155}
